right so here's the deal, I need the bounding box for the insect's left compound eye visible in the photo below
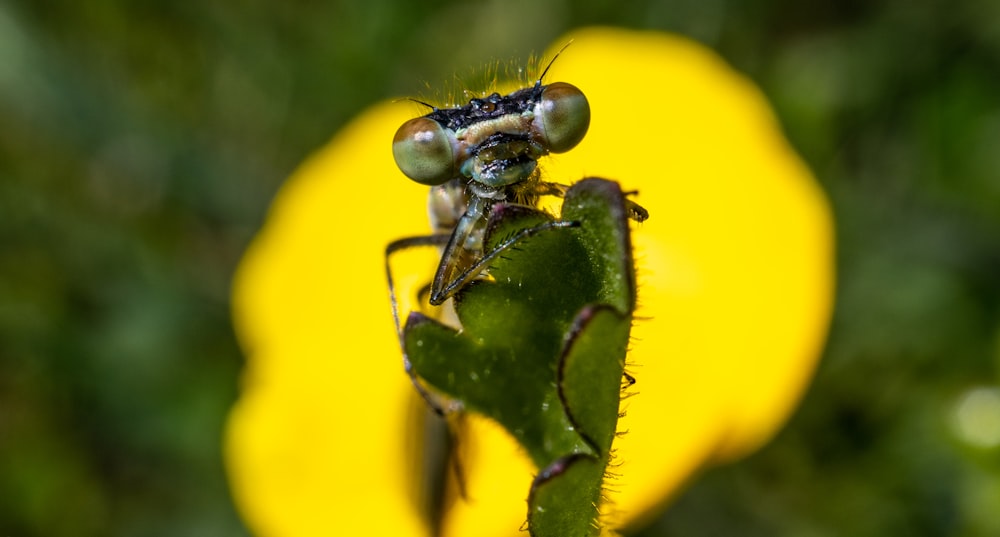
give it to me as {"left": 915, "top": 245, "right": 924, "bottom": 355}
{"left": 393, "top": 117, "right": 457, "bottom": 185}
{"left": 535, "top": 82, "right": 590, "bottom": 153}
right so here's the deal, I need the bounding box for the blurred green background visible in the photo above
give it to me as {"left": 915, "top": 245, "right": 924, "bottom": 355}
{"left": 2, "top": 0, "right": 998, "bottom": 535}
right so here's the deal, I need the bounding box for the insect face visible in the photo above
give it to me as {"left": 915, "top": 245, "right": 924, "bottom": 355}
{"left": 392, "top": 82, "right": 590, "bottom": 191}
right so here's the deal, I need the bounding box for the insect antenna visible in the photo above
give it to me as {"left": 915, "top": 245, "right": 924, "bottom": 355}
{"left": 407, "top": 97, "right": 438, "bottom": 111}
{"left": 536, "top": 40, "right": 574, "bottom": 85}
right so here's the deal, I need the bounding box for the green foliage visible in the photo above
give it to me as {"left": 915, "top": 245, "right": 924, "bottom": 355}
{"left": 406, "top": 179, "right": 636, "bottom": 536}
{"left": 3, "top": 0, "right": 999, "bottom": 535}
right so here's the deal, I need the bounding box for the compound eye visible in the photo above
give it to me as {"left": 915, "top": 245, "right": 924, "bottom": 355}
{"left": 392, "top": 117, "right": 456, "bottom": 185}
{"left": 535, "top": 82, "right": 590, "bottom": 153}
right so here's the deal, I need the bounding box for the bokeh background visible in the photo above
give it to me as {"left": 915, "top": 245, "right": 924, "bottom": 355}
{"left": 2, "top": 0, "right": 999, "bottom": 535}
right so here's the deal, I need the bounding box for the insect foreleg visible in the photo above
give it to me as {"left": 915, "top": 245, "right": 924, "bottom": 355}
{"left": 625, "top": 199, "right": 649, "bottom": 222}
{"left": 532, "top": 181, "right": 572, "bottom": 197}
{"left": 385, "top": 233, "right": 452, "bottom": 415}
{"left": 429, "top": 218, "right": 581, "bottom": 305}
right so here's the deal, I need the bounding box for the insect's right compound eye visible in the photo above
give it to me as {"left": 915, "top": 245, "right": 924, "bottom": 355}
{"left": 392, "top": 117, "right": 457, "bottom": 185}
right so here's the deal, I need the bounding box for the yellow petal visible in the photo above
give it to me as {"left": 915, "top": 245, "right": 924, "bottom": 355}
{"left": 538, "top": 27, "right": 834, "bottom": 527}
{"left": 226, "top": 100, "right": 433, "bottom": 536}
{"left": 226, "top": 26, "right": 834, "bottom": 537}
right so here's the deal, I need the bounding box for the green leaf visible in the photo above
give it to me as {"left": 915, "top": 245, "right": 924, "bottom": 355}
{"left": 404, "top": 178, "right": 638, "bottom": 536}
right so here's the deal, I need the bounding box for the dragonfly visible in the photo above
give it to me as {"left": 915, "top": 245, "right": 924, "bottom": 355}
{"left": 385, "top": 53, "right": 649, "bottom": 410}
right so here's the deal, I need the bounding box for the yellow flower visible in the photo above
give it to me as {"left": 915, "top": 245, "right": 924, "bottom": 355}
{"left": 225, "top": 27, "right": 834, "bottom": 536}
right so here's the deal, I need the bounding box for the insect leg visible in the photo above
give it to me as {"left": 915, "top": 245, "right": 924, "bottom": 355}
{"left": 429, "top": 218, "right": 581, "bottom": 305}
{"left": 612, "top": 188, "right": 650, "bottom": 222}
{"left": 389, "top": 236, "right": 474, "bottom": 502}
{"left": 625, "top": 199, "right": 649, "bottom": 222}
{"left": 426, "top": 196, "right": 488, "bottom": 306}
{"left": 537, "top": 180, "right": 648, "bottom": 222}
{"left": 533, "top": 181, "right": 571, "bottom": 197}
{"left": 385, "top": 233, "right": 452, "bottom": 414}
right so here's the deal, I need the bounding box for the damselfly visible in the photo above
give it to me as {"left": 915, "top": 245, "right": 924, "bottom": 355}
{"left": 385, "top": 53, "right": 648, "bottom": 407}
